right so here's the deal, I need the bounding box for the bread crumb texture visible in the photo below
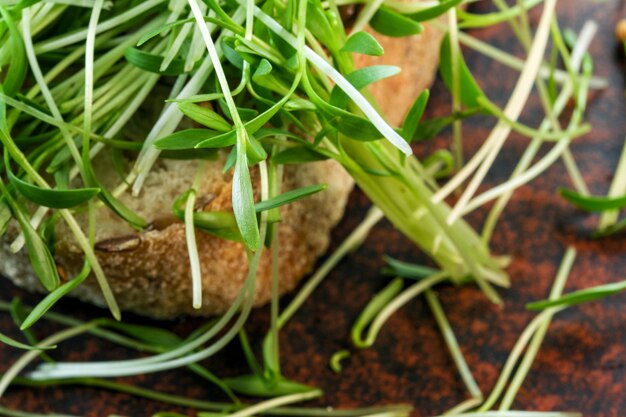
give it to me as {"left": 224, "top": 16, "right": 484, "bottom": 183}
{"left": 1, "top": 157, "right": 353, "bottom": 318}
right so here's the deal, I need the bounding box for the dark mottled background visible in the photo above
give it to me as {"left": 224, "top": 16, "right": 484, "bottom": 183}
{"left": 2, "top": 1, "right": 626, "bottom": 416}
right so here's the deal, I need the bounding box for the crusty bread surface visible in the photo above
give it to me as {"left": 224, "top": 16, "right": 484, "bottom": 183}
{"left": 353, "top": 10, "right": 445, "bottom": 126}
{"left": 1, "top": 157, "right": 353, "bottom": 318}
{"left": 1, "top": 14, "right": 443, "bottom": 318}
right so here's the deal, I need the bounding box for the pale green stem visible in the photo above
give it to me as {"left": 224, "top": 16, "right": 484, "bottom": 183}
{"left": 425, "top": 290, "right": 482, "bottom": 400}
{"left": 480, "top": 21, "right": 595, "bottom": 241}
{"left": 440, "top": 0, "right": 558, "bottom": 225}
{"left": 442, "top": 397, "right": 484, "bottom": 416}
{"left": 33, "top": 0, "right": 166, "bottom": 53}
{"left": 360, "top": 273, "right": 447, "bottom": 347}
{"left": 598, "top": 138, "right": 626, "bottom": 229}
{"left": 0, "top": 323, "right": 97, "bottom": 397}
{"left": 498, "top": 249, "right": 577, "bottom": 410}
{"left": 225, "top": 391, "right": 323, "bottom": 417}
{"left": 350, "top": 0, "right": 385, "bottom": 34}
{"left": 479, "top": 249, "right": 576, "bottom": 411}
{"left": 448, "top": 6, "right": 463, "bottom": 171}
{"left": 277, "top": 206, "right": 384, "bottom": 329}
{"left": 455, "top": 31, "right": 606, "bottom": 89}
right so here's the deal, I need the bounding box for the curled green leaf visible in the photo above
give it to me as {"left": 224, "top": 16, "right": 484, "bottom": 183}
{"left": 527, "top": 280, "right": 626, "bottom": 311}
{"left": 224, "top": 374, "right": 317, "bottom": 397}
{"left": 370, "top": 6, "right": 423, "bottom": 37}
{"left": 382, "top": 256, "right": 439, "bottom": 280}
{"left": 0, "top": 330, "right": 56, "bottom": 351}
{"left": 439, "top": 33, "right": 486, "bottom": 108}
{"left": 341, "top": 31, "right": 384, "bottom": 56}
{"left": 560, "top": 188, "right": 626, "bottom": 212}
{"left": 8, "top": 171, "right": 100, "bottom": 209}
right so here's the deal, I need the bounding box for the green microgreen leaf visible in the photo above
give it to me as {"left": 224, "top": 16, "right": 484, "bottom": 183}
{"left": 305, "top": 0, "right": 340, "bottom": 51}
{"left": 352, "top": 277, "right": 404, "bottom": 348}
{"left": 233, "top": 143, "right": 261, "bottom": 251}
{"left": 8, "top": 298, "right": 50, "bottom": 360}
{"left": 382, "top": 256, "right": 439, "bottom": 279}
{"left": 423, "top": 149, "right": 455, "bottom": 179}
{"left": 177, "top": 102, "right": 232, "bottom": 132}
{"left": 195, "top": 90, "right": 294, "bottom": 149}
{"left": 124, "top": 48, "right": 191, "bottom": 76}
{"left": 255, "top": 184, "right": 326, "bottom": 212}
{"left": 370, "top": 6, "right": 423, "bottom": 37}
{"left": 439, "top": 34, "right": 486, "bottom": 108}
{"left": 527, "top": 280, "right": 626, "bottom": 311}
{"left": 271, "top": 147, "right": 330, "bottom": 164}
{"left": 559, "top": 188, "right": 626, "bottom": 212}
{"left": 245, "top": 136, "right": 268, "bottom": 165}
{"left": 407, "top": 0, "right": 463, "bottom": 22}
{"left": 21, "top": 262, "right": 91, "bottom": 330}
{"left": 0, "top": 200, "right": 11, "bottom": 237}
{"left": 251, "top": 59, "right": 290, "bottom": 95}
{"left": 224, "top": 374, "right": 316, "bottom": 397}
{"left": 413, "top": 108, "right": 480, "bottom": 141}
{"left": 96, "top": 319, "right": 182, "bottom": 348}
{"left": 341, "top": 31, "right": 384, "bottom": 56}
{"left": 86, "top": 168, "right": 148, "bottom": 230}
{"left": 0, "top": 330, "right": 55, "bottom": 351}
{"left": 329, "top": 350, "right": 351, "bottom": 373}
{"left": 0, "top": 6, "right": 27, "bottom": 97}
{"left": 222, "top": 37, "right": 246, "bottom": 70}
{"left": 154, "top": 129, "right": 221, "bottom": 150}
{"left": 0, "top": 181, "right": 60, "bottom": 292}
{"left": 8, "top": 171, "right": 100, "bottom": 209}
{"left": 595, "top": 218, "right": 626, "bottom": 238}
{"left": 193, "top": 211, "right": 238, "bottom": 229}
{"left": 329, "top": 65, "right": 400, "bottom": 109}
{"left": 138, "top": 16, "right": 243, "bottom": 47}
{"left": 401, "top": 89, "right": 430, "bottom": 142}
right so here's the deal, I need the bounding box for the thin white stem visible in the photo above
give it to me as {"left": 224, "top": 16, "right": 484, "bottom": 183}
{"left": 34, "top": 0, "right": 166, "bottom": 53}
{"left": 0, "top": 323, "right": 97, "bottom": 398}
{"left": 363, "top": 273, "right": 447, "bottom": 346}
{"left": 30, "top": 217, "right": 268, "bottom": 379}
{"left": 442, "top": 0, "right": 558, "bottom": 225}
{"left": 21, "top": 9, "right": 83, "bottom": 172}
{"left": 226, "top": 391, "right": 322, "bottom": 417}
{"left": 448, "top": 6, "right": 463, "bottom": 170}
{"left": 160, "top": 10, "right": 195, "bottom": 71}
{"left": 463, "top": 138, "right": 570, "bottom": 214}
{"left": 432, "top": 0, "right": 557, "bottom": 207}
{"left": 251, "top": 5, "right": 412, "bottom": 155}
{"left": 426, "top": 290, "right": 482, "bottom": 399}
{"left": 599, "top": 138, "right": 626, "bottom": 229}
{"left": 480, "top": 21, "right": 596, "bottom": 242}
{"left": 277, "top": 207, "right": 384, "bottom": 329}
{"left": 350, "top": 0, "right": 385, "bottom": 34}
{"left": 498, "top": 248, "right": 576, "bottom": 410}
{"left": 560, "top": 149, "right": 590, "bottom": 195}
{"left": 442, "top": 397, "right": 484, "bottom": 416}
{"left": 456, "top": 31, "right": 607, "bottom": 90}
{"left": 132, "top": 8, "right": 246, "bottom": 195}
{"left": 185, "top": 189, "right": 202, "bottom": 309}
{"left": 189, "top": 0, "right": 244, "bottom": 127}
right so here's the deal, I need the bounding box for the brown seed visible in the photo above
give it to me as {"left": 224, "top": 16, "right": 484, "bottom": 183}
{"left": 95, "top": 235, "right": 141, "bottom": 252}
{"left": 616, "top": 20, "right": 626, "bottom": 43}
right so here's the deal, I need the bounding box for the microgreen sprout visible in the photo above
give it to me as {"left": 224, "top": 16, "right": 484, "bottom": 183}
{"left": 0, "top": 1, "right": 615, "bottom": 416}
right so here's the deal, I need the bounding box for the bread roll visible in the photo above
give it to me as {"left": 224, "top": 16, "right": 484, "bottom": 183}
{"left": 1, "top": 15, "right": 443, "bottom": 319}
